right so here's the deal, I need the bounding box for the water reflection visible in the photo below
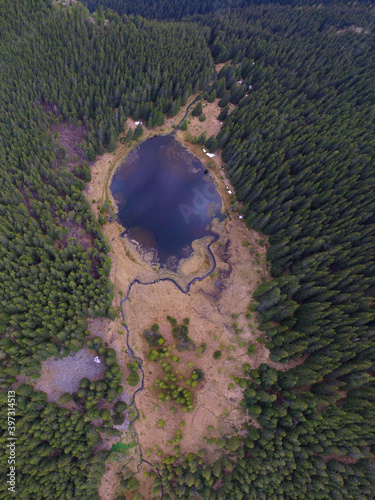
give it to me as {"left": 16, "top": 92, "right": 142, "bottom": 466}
{"left": 111, "top": 135, "right": 223, "bottom": 266}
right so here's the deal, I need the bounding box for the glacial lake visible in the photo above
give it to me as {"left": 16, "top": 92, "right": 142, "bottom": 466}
{"left": 111, "top": 135, "right": 223, "bottom": 267}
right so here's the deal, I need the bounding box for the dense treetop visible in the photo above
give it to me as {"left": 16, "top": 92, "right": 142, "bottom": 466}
{"left": 0, "top": 0, "right": 212, "bottom": 380}
{"left": 1, "top": 0, "right": 375, "bottom": 498}
{"left": 82, "top": 0, "right": 373, "bottom": 21}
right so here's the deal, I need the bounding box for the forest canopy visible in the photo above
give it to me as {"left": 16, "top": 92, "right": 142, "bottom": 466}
{"left": 82, "top": 0, "right": 374, "bottom": 21}
{"left": 1, "top": 0, "right": 375, "bottom": 498}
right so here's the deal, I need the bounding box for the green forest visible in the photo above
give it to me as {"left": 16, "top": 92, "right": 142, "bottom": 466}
{"left": 1, "top": 0, "right": 375, "bottom": 498}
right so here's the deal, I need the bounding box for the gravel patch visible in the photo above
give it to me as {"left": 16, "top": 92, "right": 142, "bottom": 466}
{"left": 33, "top": 347, "right": 106, "bottom": 402}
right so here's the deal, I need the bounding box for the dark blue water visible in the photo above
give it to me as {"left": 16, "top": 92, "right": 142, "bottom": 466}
{"left": 111, "top": 135, "right": 223, "bottom": 266}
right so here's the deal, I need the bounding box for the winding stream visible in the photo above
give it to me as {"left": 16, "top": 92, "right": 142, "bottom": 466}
{"left": 114, "top": 66, "right": 221, "bottom": 493}
{"left": 119, "top": 232, "right": 219, "bottom": 493}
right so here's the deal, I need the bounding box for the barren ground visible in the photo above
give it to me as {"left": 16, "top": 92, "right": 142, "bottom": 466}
{"left": 187, "top": 98, "right": 224, "bottom": 139}
{"left": 49, "top": 120, "right": 88, "bottom": 170}
{"left": 88, "top": 212, "right": 273, "bottom": 499}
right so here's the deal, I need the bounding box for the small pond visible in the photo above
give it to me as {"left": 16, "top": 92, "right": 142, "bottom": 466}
{"left": 111, "top": 135, "right": 223, "bottom": 267}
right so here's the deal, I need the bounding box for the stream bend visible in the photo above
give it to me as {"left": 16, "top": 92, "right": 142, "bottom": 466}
{"left": 118, "top": 233, "right": 219, "bottom": 490}
{"left": 117, "top": 65, "right": 219, "bottom": 491}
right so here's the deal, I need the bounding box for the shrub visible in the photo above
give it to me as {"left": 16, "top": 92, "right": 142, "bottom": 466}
{"left": 167, "top": 315, "right": 177, "bottom": 325}
{"left": 100, "top": 408, "right": 111, "bottom": 421}
{"left": 59, "top": 392, "right": 71, "bottom": 404}
{"left": 77, "top": 388, "right": 87, "bottom": 399}
{"left": 213, "top": 350, "right": 222, "bottom": 360}
{"left": 86, "top": 339, "right": 94, "bottom": 349}
{"left": 133, "top": 123, "right": 143, "bottom": 141}
{"left": 238, "top": 378, "right": 247, "bottom": 389}
{"left": 127, "top": 371, "right": 140, "bottom": 386}
{"left": 125, "top": 128, "right": 133, "bottom": 142}
{"left": 192, "top": 101, "right": 202, "bottom": 116}
{"left": 113, "top": 413, "right": 125, "bottom": 425}
{"left": 144, "top": 329, "right": 164, "bottom": 346}
{"left": 105, "top": 427, "right": 121, "bottom": 436}
{"left": 218, "top": 105, "right": 229, "bottom": 121}
{"left": 248, "top": 344, "right": 256, "bottom": 355}
{"left": 197, "top": 132, "right": 206, "bottom": 145}
{"left": 80, "top": 377, "right": 90, "bottom": 389}
{"left": 172, "top": 324, "right": 195, "bottom": 351}
{"left": 93, "top": 336, "right": 103, "bottom": 347}
{"left": 193, "top": 369, "right": 204, "bottom": 382}
{"left": 114, "top": 401, "right": 127, "bottom": 413}
{"left": 228, "top": 436, "right": 241, "bottom": 452}
{"left": 148, "top": 349, "right": 159, "bottom": 361}
{"left": 106, "top": 348, "right": 116, "bottom": 358}
{"left": 198, "top": 342, "right": 207, "bottom": 353}
{"left": 157, "top": 419, "right": 165, "bottom": 427}
{"left": 206, "top": 89, "right": 216, "bottom": 103}
{"left": 242, "top": 363, "right": 251, "bottom": 373}
{"left": 126, "top": 478, "right": 140, "bottom": 492}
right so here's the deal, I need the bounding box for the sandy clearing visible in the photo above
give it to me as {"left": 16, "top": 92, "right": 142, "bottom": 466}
{"left": 91, "top": 216, "right": 272, "bottom": 500}
{"left": 215, "top": 61, "right": 232, "bottom": 73}
{"left": 187, "top": 98, "right": 224, "bottom": 140}
{"left": 124, "top": 219, "right": 268, "bottom": 457}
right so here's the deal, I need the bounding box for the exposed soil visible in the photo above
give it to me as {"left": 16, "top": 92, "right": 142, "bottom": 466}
{"left": 54, "top": 219, "right": 94, "bottom": 251}
{"left": 215, "top": 61, "right": 232, "bottom": 73}
{"left": 336, "top": 25, "right": 369, "bottom": 34}
{"left": 84, "top": 215, "right": 272, "bottom": 499}
{"left": 122, "top": 218, "right": 269, "bottom": 461}
{"left": 318, "top": 453, "right": 360, "bottom": 464}
{"left": 187, "top": 98, "right": 224, "bottom": 140}
{"left": 49, "top": 120, "right": 88, "bottom": 170}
